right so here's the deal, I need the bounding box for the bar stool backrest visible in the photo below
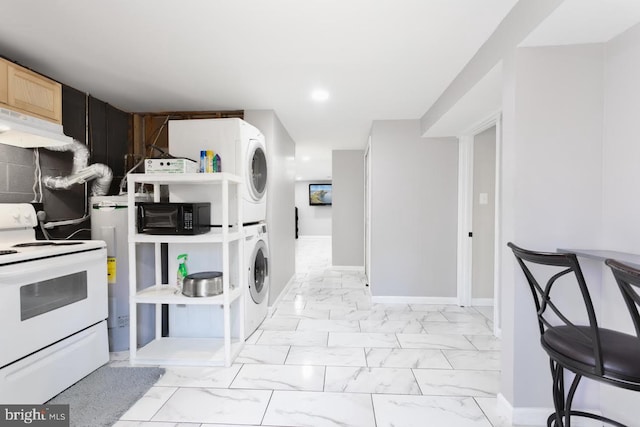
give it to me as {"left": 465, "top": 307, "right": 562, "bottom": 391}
{"left": 508, "top": 242, "right": 604, "bottom": 374}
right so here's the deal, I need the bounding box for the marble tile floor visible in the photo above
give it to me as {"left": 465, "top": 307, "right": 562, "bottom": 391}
{"left": 113, "top": 237, "right": 528, "bottom": 427}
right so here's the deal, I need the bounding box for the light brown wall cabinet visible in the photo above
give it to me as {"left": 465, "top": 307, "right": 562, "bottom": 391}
{"left": 0, "top": 60, "right": 8, "bottom": 105}
{"left": 0, "top": 58, "right": 62, "bottom": 124}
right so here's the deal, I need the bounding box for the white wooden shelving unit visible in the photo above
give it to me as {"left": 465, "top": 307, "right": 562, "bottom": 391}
{"left": 127, "top": 172, "right": 244, "bottom": 367}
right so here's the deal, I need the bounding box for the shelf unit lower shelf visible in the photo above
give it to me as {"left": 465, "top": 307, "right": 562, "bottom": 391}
{"left": 133, "top": 285, "right": 243, "bottom": 305}
{"left": 130, "top": 337, "right": 244, "bottom": 367}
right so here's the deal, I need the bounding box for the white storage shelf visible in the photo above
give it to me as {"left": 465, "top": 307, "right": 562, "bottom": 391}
{"left": 128, "top": 172, "right": 243, "bottom": 185}
{"left": 134, "top": 337, "right": 244, "bottom": 367}
{"left": 127, "top": 172, "right": 245, "bottom": 367}
{"left": 134, "top": 285, "right": 243, "bottom": 305}
{"left": 130, "top": 230, "right": 242, "bottom": 244}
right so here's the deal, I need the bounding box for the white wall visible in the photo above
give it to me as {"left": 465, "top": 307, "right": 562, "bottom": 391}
{"left": 332, "top": 150, "right": 364, "bottom": 267}
{"left": 244, "top": 110, "right": 296, "bottom": 306}
{"left": 499, "top": 29, "right": 640, "bottom": 423}
{"left": 369, "top": 120, "right": 458, "bottom": 298}
{"left": 598, "top": 22, "right": 640, "bottom": 425}
{"left": 499, "top": 44, "right": 605, "bottom": 417}
{"left": 295, "top": 181, "right": 332, "bottom": 236}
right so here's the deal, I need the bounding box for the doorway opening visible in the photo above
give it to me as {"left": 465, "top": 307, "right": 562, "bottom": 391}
{"left": 457, "top": 113, "right": 502, "bottom": 336}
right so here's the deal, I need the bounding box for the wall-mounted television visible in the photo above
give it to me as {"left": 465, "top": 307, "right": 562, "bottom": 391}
{"left": 309, "top": 183, "right": 332, "bottom": 206}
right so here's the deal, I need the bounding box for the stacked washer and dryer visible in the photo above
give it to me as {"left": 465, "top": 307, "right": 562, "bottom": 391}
{"left": 168, "top": 118, "right": 270, "bottom": 337}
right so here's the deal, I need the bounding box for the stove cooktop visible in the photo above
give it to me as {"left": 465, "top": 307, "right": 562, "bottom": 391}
{"left": 12, "top": 241, "right": 84, "bottom": 247}
{"left": 0, "top": 204, "right": 107, "bottom": 265}
{"left": 0, "top": 240, "right": 106, "bottom": 265}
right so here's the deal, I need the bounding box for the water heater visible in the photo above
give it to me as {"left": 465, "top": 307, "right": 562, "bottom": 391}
{"left": 91, "top": 195, "right": 155, "bottom": 351}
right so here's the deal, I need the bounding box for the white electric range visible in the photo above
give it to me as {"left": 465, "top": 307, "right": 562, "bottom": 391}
{"left": 0, "top": 203, "right": 109, "bottom": 403}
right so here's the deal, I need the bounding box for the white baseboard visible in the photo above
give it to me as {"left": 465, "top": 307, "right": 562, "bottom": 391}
{"left": 497, "top": 393, "right": 552, "bottom": 426}
{"left": 497, "top": 393, "right": 602, "bottom": 427}
{"left": 371, "top": 296, "right": 458, "bottom": 305}
{"left": 471, "top": 298, "right": 494, "bottom": 306}
{"left": 494, "top": 325, "right": 502, "bottom": 338}
{"left": 331, "top": 265, "right": 364, "bottom": 271}
{"left": 268, "top": 274, "right": 297, "bottom": 314}
{"left": 495, "top": 393, "right": 514, "bottom": 424}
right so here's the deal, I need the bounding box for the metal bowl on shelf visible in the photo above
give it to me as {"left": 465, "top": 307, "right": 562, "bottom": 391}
{"left": 182, "top": 271, "right": 224, "bottom": 297}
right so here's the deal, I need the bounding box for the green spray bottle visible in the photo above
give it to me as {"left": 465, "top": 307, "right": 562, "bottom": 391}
{"left": 177, "top": 254, "right": 188, "bottom": 291}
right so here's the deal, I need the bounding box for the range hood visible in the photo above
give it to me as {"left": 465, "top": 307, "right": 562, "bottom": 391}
{"left": 0, "top": 107, "right": 72, "bottom": 148}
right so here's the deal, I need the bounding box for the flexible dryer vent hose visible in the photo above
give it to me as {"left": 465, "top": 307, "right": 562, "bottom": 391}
{"left": 42, "top": 139, "right": 113, "bottom": 196}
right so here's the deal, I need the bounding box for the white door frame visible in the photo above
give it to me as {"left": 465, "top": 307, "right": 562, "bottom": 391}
{"left": 456, "top": 111, "right": 502, "bottom": 336}
{"left": 364, "top": 138, "right": 372, "bottom": 287}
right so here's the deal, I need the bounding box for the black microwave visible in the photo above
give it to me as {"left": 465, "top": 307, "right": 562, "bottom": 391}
{"left": 136, "top": 202, "right": 211, "bottom": 235}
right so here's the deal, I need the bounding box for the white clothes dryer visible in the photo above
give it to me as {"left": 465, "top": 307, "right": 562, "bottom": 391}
{"left": 168, "top": 118, "right": 267, "bottom": 225}
{"left": 244, "top": 223, "right": 269, "bottom": 336}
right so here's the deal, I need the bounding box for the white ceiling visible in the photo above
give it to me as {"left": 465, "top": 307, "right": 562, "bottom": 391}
{"left": 522, "top": 0, "right": 640, "bottom": 47}
{"left": 0, "top": 0, "right": 518, "bottom": 180}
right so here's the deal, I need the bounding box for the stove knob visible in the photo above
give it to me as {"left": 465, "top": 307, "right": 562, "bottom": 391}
{"left": 11, "top": 209, "right": 21, "bottom": 223}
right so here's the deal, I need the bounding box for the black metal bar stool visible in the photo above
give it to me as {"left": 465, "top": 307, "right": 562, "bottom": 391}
{"left": 508, "top": 242, "right": 640, "bottom": 427}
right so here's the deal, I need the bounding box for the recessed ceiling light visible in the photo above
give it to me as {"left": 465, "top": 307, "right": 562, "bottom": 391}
{"left": 302, "top": 156, "right": 311, "bottom": 162}
{"left": 311, "top": 89, "right": 329, "bottom": 102}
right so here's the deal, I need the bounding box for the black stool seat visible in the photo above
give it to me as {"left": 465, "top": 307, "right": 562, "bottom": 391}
{"left": 544, "top": 325, "right": 640, "bottom": 384}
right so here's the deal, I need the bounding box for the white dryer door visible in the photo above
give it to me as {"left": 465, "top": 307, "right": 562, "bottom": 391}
{"left": 246, "top": 139, "right": 267, "bottom": 201}
{"left": 248, "top": 238, "right": 269, "bottom": 304}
